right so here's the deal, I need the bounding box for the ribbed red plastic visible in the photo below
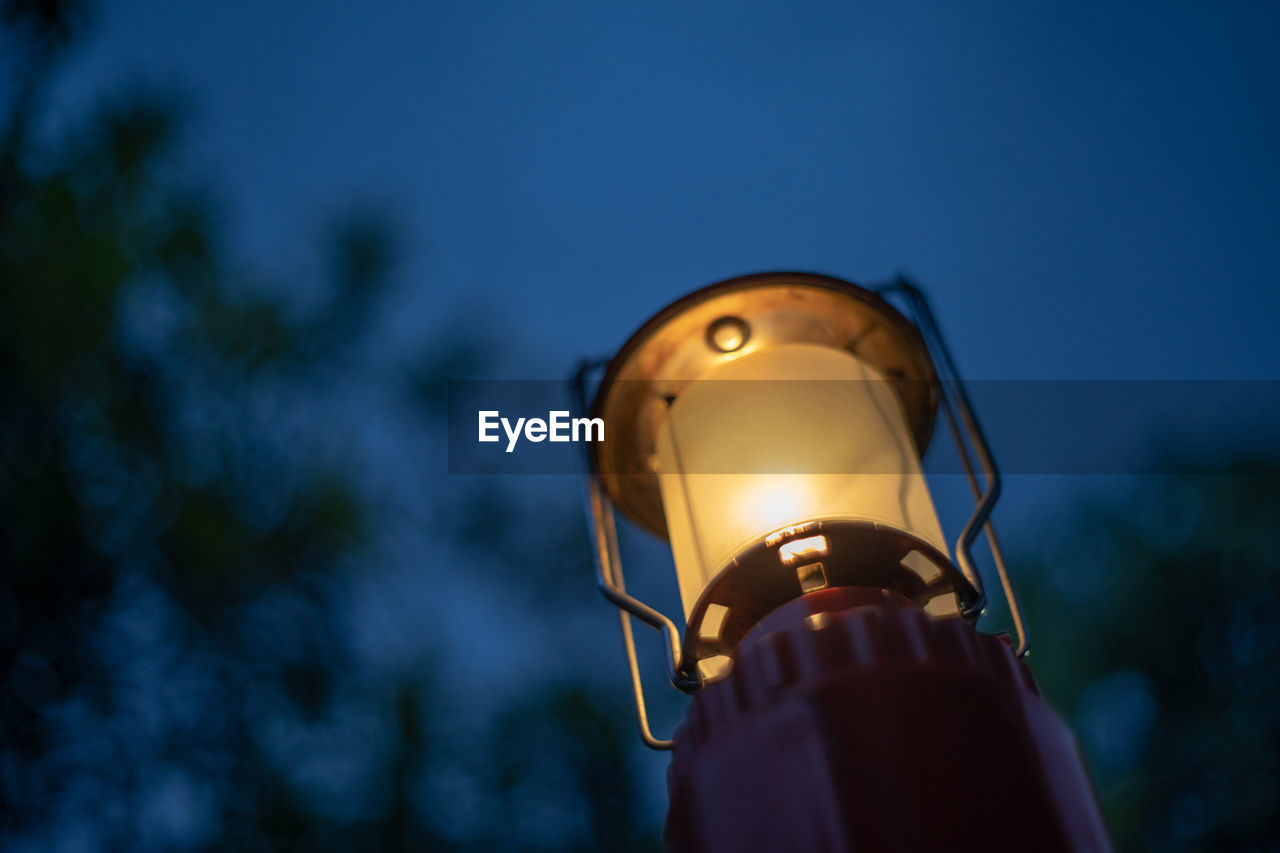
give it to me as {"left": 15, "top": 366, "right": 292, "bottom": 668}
{"left": 665, "top": 588, "right": 1110, "bottom": 852}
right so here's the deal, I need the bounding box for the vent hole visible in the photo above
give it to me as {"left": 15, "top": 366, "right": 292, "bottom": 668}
{"left": 699, "top": 603, "right": 730, "bottom": 641}
{"left": 797, "top": 561, "right": 828, "bottom": 593}
{"left": 901, "top": 549, "right": 944, "bottom": 584}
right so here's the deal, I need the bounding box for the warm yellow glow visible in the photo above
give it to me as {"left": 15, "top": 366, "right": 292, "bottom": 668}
{"left": 655, "top": 343, "right": 947, "bottom": 618}
{"left": 777, "top": 535, "right": 830, "bottom": 567}
{"left": 731, "top": 479, "right": 814, "bottom": 547}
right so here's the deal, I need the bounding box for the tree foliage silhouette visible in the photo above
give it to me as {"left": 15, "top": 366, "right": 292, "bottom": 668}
{"left": 1, "top": 2, "right": 656, "bottom": 849}
{"left": 1019, "top": 464, "right": 1280, "bottom": 851}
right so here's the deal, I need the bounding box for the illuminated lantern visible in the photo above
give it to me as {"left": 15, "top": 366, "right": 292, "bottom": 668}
{"left": 576, "top": 272, "right": 1024, "bottom": 714}
{"left": 574, "top": 272, "right": 1107, "bottom": 852}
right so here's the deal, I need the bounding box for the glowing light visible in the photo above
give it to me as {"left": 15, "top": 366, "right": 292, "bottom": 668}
{"left": 778, "top": 535, "right": 830, "bottom": 567}
{"left": 654, "top": 344, "right": 948, "bottom": 618}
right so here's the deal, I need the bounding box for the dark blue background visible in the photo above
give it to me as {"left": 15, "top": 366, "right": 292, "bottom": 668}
{"left": 44, "top": 0, "right": 1280, "bottom": 382}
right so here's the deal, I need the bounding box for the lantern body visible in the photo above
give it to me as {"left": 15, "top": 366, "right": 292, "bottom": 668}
{"left": 579, "top": 274, "right": 1093, "bottom": 851}
{"left": 654, "top": 343, "right": 947, "bottom": 619}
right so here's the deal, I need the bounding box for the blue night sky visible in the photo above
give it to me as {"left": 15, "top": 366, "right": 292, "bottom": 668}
{"left": 46, "top": 0, "right": 1280, "bottom": 382}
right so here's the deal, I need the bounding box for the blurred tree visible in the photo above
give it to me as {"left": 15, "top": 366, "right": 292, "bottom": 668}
{"left": 1018, "top": 465, "right": 1280, "bottom": 852}
{"left": 0, "top": 1, "right": 658, "bottom": 850}
{"left": 0, "top": 0, "right": 395, "bottom": 845}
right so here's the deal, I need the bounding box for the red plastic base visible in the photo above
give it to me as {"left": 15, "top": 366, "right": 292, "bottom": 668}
{"left": 665, "top": 588, "right": 1110, "bottom": 852}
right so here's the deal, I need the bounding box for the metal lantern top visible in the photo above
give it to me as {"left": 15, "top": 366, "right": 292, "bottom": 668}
{"left": 590, "top": 272, "right": 941, "bottom": 539}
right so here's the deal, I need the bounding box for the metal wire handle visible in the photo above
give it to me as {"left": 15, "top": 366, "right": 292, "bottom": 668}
{"left": 572, "top": 362, "right": 692, "bottom": 751}
{"left": 876, "top": 276, "right": 1030, "bottom": 658}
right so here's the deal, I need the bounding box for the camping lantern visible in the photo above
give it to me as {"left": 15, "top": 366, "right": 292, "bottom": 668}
{"left": 573, "top": 271, "right": 1028, "bottom": 749}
